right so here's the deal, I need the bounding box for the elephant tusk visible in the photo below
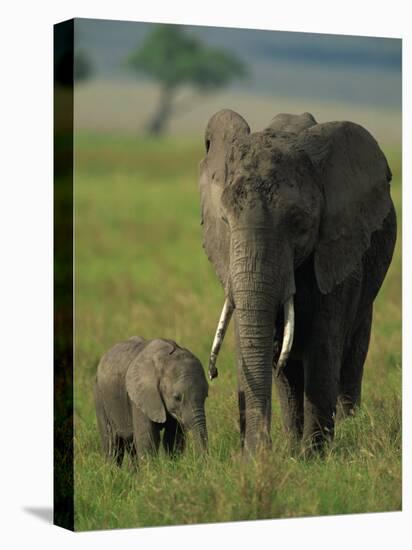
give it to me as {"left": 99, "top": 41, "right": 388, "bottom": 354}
{"left": 209, "top": 298, "right": 234, "bottom": 380}
{"left": 275, "top": 296, "right": 295, "bottom": 377}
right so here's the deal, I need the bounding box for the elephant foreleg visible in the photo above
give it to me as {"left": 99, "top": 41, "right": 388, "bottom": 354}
{"left": 302, "top": 284, "right": 355, "bottom": 454}
{"left": 131, "top": 404, "right": 161, "bottom": 461}
{"left": 274, "top": 359, "right": 304, "bottom": 446}
{"left": 123, "top": 438, "right": 138, "bottom": 470}
{"left": 303, "top": 361, "right": 340, "bottom": 455}
{"left": 303, "top": 335, "right": 342, "bottom": 454}
{"left": 163, "top": 415, "right": 185, "bottom": 456}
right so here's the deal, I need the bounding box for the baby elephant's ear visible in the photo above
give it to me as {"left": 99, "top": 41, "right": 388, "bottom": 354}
{"left": 126, "top": 354, "right": 166, "bottom": 424}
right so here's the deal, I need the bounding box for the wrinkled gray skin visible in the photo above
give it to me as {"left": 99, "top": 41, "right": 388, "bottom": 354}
{"left": 200, "top": 110, "right": 396, "bottom": 455}
{"left": 94, "top": 337, "right": 208, "bottom": 465}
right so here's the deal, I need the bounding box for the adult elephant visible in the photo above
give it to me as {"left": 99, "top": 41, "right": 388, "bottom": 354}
{"left": 199, "top": 110, "right": 396, "bottom": 455}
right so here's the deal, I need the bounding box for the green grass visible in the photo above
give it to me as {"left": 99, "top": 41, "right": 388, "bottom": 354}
{"left": 73, "top": 133, "right": 401, "bottom": 530}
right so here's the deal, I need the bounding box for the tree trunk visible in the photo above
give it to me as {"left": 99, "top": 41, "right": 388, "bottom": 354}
{"left": 146, "top": 83, "right": 175, "bottom": 137}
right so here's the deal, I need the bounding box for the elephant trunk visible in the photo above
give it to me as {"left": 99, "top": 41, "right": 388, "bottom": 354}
{"left": 233, "top": 281, "right": 276, "bottom": 452}
{"left": 186, "top": 406, "right": 208, "bottom": 453}
{"left": 230, "top": 230, "right": 294, "bottom": 453}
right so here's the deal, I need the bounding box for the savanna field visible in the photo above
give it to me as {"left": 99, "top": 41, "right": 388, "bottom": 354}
{"left": 73, "top": 134, "right": 401, "bottom": 530}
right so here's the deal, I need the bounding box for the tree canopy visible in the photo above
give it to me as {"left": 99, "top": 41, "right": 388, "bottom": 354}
{"left": 127, "top": 25, "right": 247, "bottom": 135}
{"left": 128, "top": 25, "right": 247, "bottom": 91}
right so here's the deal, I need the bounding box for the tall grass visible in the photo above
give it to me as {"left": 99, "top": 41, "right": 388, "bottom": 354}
{"left": 73, "top": 134, "right": 401, "bottom": 530}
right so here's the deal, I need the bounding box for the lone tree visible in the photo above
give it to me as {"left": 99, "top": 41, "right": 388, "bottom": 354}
{"left": 127, "top": 25, "right": 247, "bottom": 136}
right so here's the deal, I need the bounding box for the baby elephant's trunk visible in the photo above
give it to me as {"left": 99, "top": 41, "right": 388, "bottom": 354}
{"left": 187, "top": 407, "right": 208, "bottom": 452}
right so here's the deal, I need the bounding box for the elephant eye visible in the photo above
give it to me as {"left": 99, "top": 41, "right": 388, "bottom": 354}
{"left": 221, "top": 215, "right": 228, "bottom": 225}
{"left": 205, "top": 139, "right": 211, "bottom": 153}
{"left": 173, "top": 393, "right": 182, "bottom": 402}
{"left": 289, "top": 207, "right": 310, "bottom": 233}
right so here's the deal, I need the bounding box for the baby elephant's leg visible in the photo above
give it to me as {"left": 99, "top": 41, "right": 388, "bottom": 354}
{"left": 123, "top": 437, "right": 138, "bottom": 470}
{"left": 94, "top": 382, "right": 125, "bottom": 465}
{"left": 163, "top": 415, "right": 185, "bottom": 456}
{"left": 131, "top": 404, "right": 161, "bottom": 461}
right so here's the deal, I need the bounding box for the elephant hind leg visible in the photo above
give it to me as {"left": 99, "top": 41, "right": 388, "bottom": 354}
{"left": 94, "top": 382, "right": 125, "bottom": 466}
{"left": 338, "top": 306, "right": 373, "bottom": 418}
{"left": 274, "top": 359, "right": 304, "bottom": 446}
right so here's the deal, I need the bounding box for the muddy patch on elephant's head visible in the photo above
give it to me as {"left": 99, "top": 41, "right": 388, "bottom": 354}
{"left": 222, "top": 131, "right": 317, "bottom": 218}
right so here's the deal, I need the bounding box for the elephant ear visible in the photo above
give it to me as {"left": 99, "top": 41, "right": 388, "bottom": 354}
{"left": 199, "top": 109, "right": 250, "bottom": 285}
{"left": 297, "top": 121, "right": 393, "bottom": 294}
{"left": 267, "top": 112, "right": 317, "bottom": 134}
{"left": 125, "top": 348, "right": 166, "bottom": 423}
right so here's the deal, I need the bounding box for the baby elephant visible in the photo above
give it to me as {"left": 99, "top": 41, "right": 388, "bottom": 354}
{"left": 94, "top": 336, "right": 209, "bottom": 466}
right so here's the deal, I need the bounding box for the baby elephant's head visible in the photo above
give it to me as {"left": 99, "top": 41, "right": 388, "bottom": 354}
{"left": 126, "top": 339, "right": 209, "bottom": 451}
{"left": 160, "top": 342, "right": 209, "bottom": 447}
